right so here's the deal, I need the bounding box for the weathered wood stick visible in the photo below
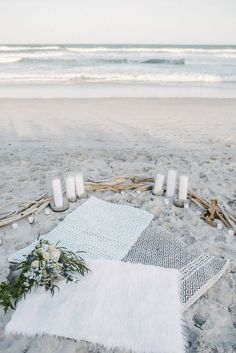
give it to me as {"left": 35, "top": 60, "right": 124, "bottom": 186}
{"left": 86, "top": 176, "right": 130, "bottom": 185}
{"left": 222, "top": 203, "right": 236, "bottom": 223}
{"left": 189, "top": 197, "right": 206, "bottom": 209}
{"left": 188, "top": 191, "right": 236, "bottom": 231}
{"left": 131, "top": 176, "right": 154, "bottom": 183}
{"left": 34, "top": 200, "right": 51, "bottom": 215}
{"left": 188, "top": 191, "right": 210, "bottom": 209}
{"left": 218, "top": 205, "right": 236, "bottom": 234}
{"left": 138, "top": 185, "right": 153, "bottom": 192}
{"left": 0, "top": 195, "right": 50, "bottom": 228}
{"left": 0, "top": 211, "right": 17, "bottom": 220}
{"left": 0, "top": 176, "right": 235, "bottom": 236}
{"left": 86, "top": 176, "right": 153, "bottom": 194}
{"left": 215, "top": 210, "right": 231, "bottom": 228}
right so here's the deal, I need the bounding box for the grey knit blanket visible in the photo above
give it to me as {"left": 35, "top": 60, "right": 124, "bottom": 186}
{"left": 123, "top": 222, "right": 229, "bottom": 311}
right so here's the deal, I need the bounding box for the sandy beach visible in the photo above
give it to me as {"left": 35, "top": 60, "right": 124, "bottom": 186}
{"left": 0, "top": 98, "right": 236, "bottom": 353}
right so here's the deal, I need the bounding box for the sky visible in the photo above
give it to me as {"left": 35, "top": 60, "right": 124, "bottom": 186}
{"left": 0, "top": 0, "right": 236, "bottom": 44}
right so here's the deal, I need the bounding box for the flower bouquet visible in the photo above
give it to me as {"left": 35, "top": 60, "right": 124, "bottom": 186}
{"left": 0, "top": 239, "right": 89, "bottom": 312}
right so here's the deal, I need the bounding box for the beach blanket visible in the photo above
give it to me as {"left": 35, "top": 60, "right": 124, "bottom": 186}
{"left": 6, "top": 259, "right": 186, "bottom": 353}
{"left": 8, "top": 196, "right": 153, "bottom": 263}
{"left": 123, "top": 222, "right": 229, "bottom": 311}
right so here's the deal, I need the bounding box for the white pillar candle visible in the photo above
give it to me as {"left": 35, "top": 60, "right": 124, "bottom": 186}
{"left": 65, "top": 175, "right": 76, "bottom": 200}
{"left": 166, "top": 170, "right": 177, "bottom": 197}
{"left": 153, "top": 174, "right": 165, "bottom": 195}
{"left": 75, "top": 174, "right": 85, "bottom": 197}
{"left": 52, "top": 178, "right": 63, "bottom": 208}
{"left": 179, "top": 175, "right": 189, "bottom": 200}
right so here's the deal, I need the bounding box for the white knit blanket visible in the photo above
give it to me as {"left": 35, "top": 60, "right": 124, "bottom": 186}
{"left": 9, "top": 196, "right": 153, "bottom": 263}
{"left": 6, "top": 259, "right": 185, "bottom": 353}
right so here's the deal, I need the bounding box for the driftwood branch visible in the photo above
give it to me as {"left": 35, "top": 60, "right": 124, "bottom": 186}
{"left": 188, "top": 191, "right": 235, "bottom": 234}
{"left": 85, "top": 176, "right": 153, "bottom": 192}
{"left": 0, "top": 176, "right": 235, "bottom": 235}
{"left": 0, "top": 195, "right": 51, "bottom": 228}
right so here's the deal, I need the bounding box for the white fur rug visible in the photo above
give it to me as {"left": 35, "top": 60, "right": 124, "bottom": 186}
{"left": 6, "top": 259, "right": 185, "bottom": 353}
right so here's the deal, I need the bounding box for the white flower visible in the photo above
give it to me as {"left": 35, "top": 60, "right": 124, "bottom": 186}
{"left": 48, "top": 245, "right": 60, "bottom": 261}
{"left": 42, "top": 244, "right": 49, "bottom": 251}
{"left": 35, "top": 248, "right": 43, "bottom": 256}
{"left": 31, "top": 260, "right": 39, "bottom": 268}
{"left": 48, "top": 245, "right": 57, "bottom": 252}
{"left": 42, "top": 251, "right": 50, "bottom": 260}
{"left": 50, "top": 249, "right": 61, "bottom": 262}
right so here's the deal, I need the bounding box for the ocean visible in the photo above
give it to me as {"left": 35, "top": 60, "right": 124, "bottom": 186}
{"left": 0, "top": 44, "right": 236, "bottom": 97}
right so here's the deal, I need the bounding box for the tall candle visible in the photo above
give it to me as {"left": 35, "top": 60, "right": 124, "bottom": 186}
{"left": 166, "top": 170, "right": 177, "bottom": 197}
{"left": 52, "top": 178, "right": 63, "bottom": 208}
{"left": 179, "top": 175, "right": 188, "bottom": 200}
{"left": 75, "top": 174, "right": 85, "bottom": 197}
{"left": 65, "top": 175, "right": 76, "bottom": 200}
{"left": 153, "top": 174, "right": 165, "bottom": 195}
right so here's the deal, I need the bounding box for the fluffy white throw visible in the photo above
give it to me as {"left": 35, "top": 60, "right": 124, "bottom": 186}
{"left": 9, "top": 196, "right": 153, "bottom": 263}
{"left": 6, "top": 259, "right": 185, "bottom": 353}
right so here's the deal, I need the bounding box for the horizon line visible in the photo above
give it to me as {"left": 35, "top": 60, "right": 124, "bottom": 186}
{"left": 1, "top": 43, "right": 236, "bottom": 46}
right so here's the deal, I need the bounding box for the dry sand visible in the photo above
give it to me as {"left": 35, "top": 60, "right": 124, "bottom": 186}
{"left": 0, "top": 98, "right": 236, "bottom": 353}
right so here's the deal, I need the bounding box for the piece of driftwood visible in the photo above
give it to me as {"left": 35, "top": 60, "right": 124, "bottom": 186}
{"left": 222, "top": 202, "right": 236, "bottom": 223}
{"left": 188, "top": 191, "right": 236, "bottom": 234}
{"left": 218, "top": 205, "right": 236, "bottom": 233}
{"left": 85, "top": 175, "right": 153, "bottom": 193}
{"left": 188, "top": 190, "right": 210, "bottom": 209}
{"left": 86, "top": 178, "right": 236, "bottom": 234}
{"left": 0, "top": 175, "right": 235, "bottom": 235}
{"left": 201, "top": 199, "right": 219, "bottom": 226}
{"left": 0, "top": 194, "right": 51, "bottom": 228}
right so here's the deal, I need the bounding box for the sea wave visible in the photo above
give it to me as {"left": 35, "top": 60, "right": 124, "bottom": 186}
{"left": 0, "top": 51, "right": 66, "bottom": 63}
{"left": 0, "top": 56, "right": 186, "bottom": 66}
{"left": 17, "top": 51, "right": 65, "bottom": 58}
{"left": 143, "top": 58, "right": 185, "bottom": 65}
{"left": 217, "top": 53, "right": 236, "bottom": 59}
{"left": 0, "top": 45, "right": 61, "bottom": 51}
{"left": 1, "top": 45, "right": 236, "bottom": 57}
{"left": 0, "top": 72, "right": 235, "bottom": 84}
{"left": 66, "top": 46, "right": 236, "bottom": 55}
{"left": 19, "top": 57, "right": 130, "bottom": 65}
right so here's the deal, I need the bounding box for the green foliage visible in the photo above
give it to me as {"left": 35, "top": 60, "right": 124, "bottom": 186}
{"left": 0, "top": 239, "right": 90, "bottom": 312}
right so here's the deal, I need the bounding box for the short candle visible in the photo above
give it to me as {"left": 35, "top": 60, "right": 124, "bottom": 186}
{"left": 166, "top": 170, "right": 177, "bottom": 197}
{"left": 65, "top": 175, "right": 76, "bottom": 201}
{"left": 52, "top": 178, "right": 63, "bottom": 208}
{"left": 153, "top": 174, "right": 165, "bottom": 195}
{"left": 179, "top": 175, "right": 189, "bottom": 200}
{"left": 75, "top": 174, "right": 85, "bottom": 197}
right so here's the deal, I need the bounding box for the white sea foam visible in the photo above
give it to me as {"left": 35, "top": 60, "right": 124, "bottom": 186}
{"left": 66, "top": 46, "right": 236, "bottom": 55}
{"left": 15, "top": 51, "right": 65, "bottom": 58}
{"left": 0, "top": 72, "right": 234, "bottom": 84}
{"left": 0, "top": 57, "right": 22, "bottom": 63}
{"left": 217, "top": 53, "right": 236, "bottom": 59}
{"left": 0, "top": 45, "right": 61, "bottom": 51}
{"left": 0, "top": 46, "right": 29, "bottom": 51}
{"left": 0, "top": 51, "right": 65, "bottom": 64}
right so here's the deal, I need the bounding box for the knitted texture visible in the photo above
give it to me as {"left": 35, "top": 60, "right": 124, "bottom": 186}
{"left": 123, "top": 222, "right": 229, "bottom": 311}
{"left": 9, "top": 196, "right": 153, "bottom": 263}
